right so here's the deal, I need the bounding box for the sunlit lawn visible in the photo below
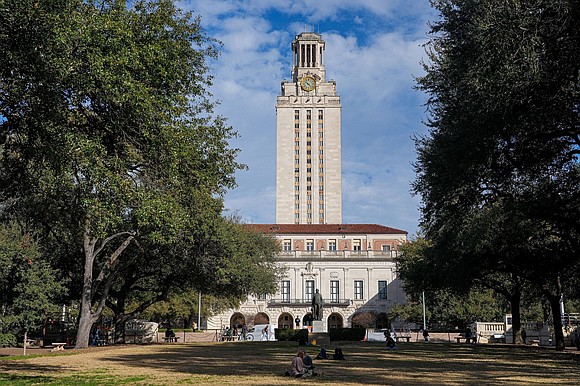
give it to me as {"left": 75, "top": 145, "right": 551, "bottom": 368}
{"left": 1, "top": 341, "right": 579, "bottom": 385}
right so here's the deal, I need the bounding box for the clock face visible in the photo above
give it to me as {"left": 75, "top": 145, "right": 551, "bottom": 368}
{"left": 300, "top": 76, "right": 316, "bottom": 92}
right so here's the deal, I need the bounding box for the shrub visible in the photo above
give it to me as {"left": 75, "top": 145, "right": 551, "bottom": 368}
{"left": 329, "top": 328, "right": 366, "bottom": 341}
{"left": 275, "top": 328, "right": 308, "bottom": 342}
{"left": 0, "top": 333, "right": 17, "bottom": 347}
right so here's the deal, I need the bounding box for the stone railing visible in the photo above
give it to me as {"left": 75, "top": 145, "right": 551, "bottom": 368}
{"left": 277, "top": 250, "right": 400, "bottom": 259}
{"left": 267, "top": 298, "right": 350, "bottom": 307}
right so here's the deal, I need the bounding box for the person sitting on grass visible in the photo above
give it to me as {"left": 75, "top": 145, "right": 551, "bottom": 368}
{"left": 387, "top": 335, "right": 397, "bottom": 350}
{"left": 285, "top": 349, "right": 306, "bottom": 377}
{"left": 303, "top": 351, "right": 315, "bottom": 373}
{"left": 316, "top": 347, "right": 329, "bottom": 359}
{"left": 333, "top": 347, "right": 345, "bottom": 360}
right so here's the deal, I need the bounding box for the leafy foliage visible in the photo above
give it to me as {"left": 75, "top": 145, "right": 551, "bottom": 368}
{"left": 0, "top": 0, "right": 278, "bottom": 348}
{"left": 0, "top": 223, "right": 66, "bottom": 334}
{"left": 413, "top": 0, "right": 580, "bottom": 348}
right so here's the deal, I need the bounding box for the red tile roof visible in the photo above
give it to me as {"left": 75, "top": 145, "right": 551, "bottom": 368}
{"left": 244, "top": 224, "right": 408, "bottom": 235}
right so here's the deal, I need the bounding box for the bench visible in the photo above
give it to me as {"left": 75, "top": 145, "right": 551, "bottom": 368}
{"left": 51, "top": 342, "right": 66, "bottom": 351}
{"left": 455, "top": 336, "right": 476, "bottom": 343}
{"left": 162, "top": 336, "right": 180, "bottom": 343}
{"left": 395, "top": 336, "right": 411, "bottom": 342}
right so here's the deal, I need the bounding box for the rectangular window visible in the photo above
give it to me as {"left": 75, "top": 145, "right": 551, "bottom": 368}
{"left": 281, "top": 280, "right": 290, "bottom": 302}
{"left": 353, "top": 239, "right": 361, "bottom": 251}
{"left": 306, "top": 110, "right": 311, "bottom": 119}
{"left": 354, "top": 281, "right": 363, "bottom": 300}
{"left": 295, "top": 110, "right": 299, "bottom": 120}
{"left": 329, "top": 240, "right": 336, "bottom": 251}
{"left": 382, "top": 245, "right": 391, "bottom": 252}
{"left": 378, "top": 280, "right": 388, "bottom": 300}
{"left": 283, "top": 240, "right": 291, "bottom": 251}
{"left": 318, "top": 110, "right": 323, "bottom": 119}
{"left": 305, "top": 280, "right": 314, "bottom": 302}
{"left": 306, "top": 239, "right": 314, "bottom": 251}
{"left": 330, "top": 280, "right": 340, "bottom": 303}
{"left": 294, "top": 194, "right": 299, "bottom": 200}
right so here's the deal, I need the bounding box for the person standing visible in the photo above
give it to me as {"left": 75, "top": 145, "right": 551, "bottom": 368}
{"left": 241, "top": 324, "right": 248, "bottom": 340}
{"left": 423, "top": 328, "right": 429, "bottom": 342}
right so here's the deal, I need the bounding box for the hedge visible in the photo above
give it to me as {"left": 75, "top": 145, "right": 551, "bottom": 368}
{"left": 0, "top": 333, "right": 17, "bottom": 347}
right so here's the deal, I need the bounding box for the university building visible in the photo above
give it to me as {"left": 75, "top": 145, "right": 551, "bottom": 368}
{"left": 208, "top": 32, "right": 407, "bottom": 331}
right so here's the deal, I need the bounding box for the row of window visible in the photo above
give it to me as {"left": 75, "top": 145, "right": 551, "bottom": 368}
{"left": 282, "top": 240, "right": 392, "bottom": 252}
{"left": 294, "top": 109, "right": 325, "bottom": 224}
{"left": 279, "top": 280, "right": 388, "bottom": 302}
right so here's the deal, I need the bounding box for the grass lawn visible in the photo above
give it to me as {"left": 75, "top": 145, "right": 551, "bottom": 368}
{"left": 1, "top": 341, "right": 579, "bottom": 385}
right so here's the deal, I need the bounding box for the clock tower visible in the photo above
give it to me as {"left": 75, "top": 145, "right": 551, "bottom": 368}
{"left": 276, "top": 32, "right": 342, "bottom": 224}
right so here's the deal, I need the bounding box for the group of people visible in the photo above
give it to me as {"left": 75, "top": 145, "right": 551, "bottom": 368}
{"left": 285, "top": 347, "right": 346, "bottom": 377}
{"left": 286, "top": 349, "right": 316, "bottom": 377}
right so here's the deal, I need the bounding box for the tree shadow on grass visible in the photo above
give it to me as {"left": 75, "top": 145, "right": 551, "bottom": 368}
{"left": 98, "top": 341, "right": 580, "bottom": 385}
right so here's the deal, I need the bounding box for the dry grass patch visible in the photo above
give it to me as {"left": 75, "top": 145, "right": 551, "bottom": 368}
{"left": 1, "top": 341, "right": 579, "bottom": 385}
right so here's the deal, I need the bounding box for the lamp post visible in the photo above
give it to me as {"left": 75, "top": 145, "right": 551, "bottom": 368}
{"left": 198, "top": 292, "right": 202, "bottom": 331}
{"left": 422, "top": 291, "right": 426, "bottom": 331}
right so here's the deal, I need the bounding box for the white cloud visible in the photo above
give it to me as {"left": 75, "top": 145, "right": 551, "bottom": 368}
{"left": 175, "top": 0, "right": 436, "bottom": 234}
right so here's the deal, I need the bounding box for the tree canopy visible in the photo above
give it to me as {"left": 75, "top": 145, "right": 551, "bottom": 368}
{"left": 413, "top": 0, "right": 580, "bottom": 349}
{"left": 0, "top": 0, "right": 280, "bottom": 348}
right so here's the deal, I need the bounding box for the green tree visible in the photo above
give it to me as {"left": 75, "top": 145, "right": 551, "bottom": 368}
{"left": 105, "top": 217, "right": 280, "bottom": 341}
{"left": 0, "top": 224, "right": 66, "bottom": 355}
{"left": 0, "top": 0, "right": 271, "bottom": 348}
{"left": 414, "top": 0, "right": 580, "bottom": 349}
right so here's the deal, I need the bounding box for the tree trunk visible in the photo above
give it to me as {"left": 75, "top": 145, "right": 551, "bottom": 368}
{"left": 76, "top": 234, "right": 98, "bottom": 349}
{"left": 509, "top": 290, "right": 522, "bottom": 344}
{"left": 547, "top": 293, "right": 565, "bottom": 350}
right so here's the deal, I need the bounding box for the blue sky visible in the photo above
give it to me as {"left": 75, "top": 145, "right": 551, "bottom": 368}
{"left": 177, "top": 1, "right": 438, "bottom": 236}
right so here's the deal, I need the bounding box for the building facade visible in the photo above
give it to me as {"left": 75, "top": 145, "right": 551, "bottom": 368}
{"left": 207, "top": 32, "right": 407, "bottom": 332}
{"left": 276, "top": 32, "right": 342, "bottom": 224}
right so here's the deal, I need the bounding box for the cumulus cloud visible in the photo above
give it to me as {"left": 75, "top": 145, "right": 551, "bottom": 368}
{"left": 175, "top": 0, "right": 436, "bottom": 234}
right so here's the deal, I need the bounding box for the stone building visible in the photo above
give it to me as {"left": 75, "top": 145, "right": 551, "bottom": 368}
{"left": 207, "top": 32, "right": 408, "bottom": 331}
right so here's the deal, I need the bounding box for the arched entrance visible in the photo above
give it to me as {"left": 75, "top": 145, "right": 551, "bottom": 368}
{"left": 230, "top": 313, "right": 245, "bottom": 329}
{"left": 278, "top": 312, "right": 293, "bottom": 329}
{"left": 254, "top": 312, "right": 270, "bottom": 325}
{"left": 376, "top": 312, "right": 390, "bottom": 329}
{"left": 327, "top": 313, "right": 344, "bottom": 329}
{"left": 303, "top": 313, "right": 314, "bottom": 327}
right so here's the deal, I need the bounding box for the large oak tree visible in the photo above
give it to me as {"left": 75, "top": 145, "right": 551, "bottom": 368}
{"left": 0, "top": 0, "right": 279, "bottom": 348}
{"left": 414, "top": 0, "right": 580, "bottom": 349}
